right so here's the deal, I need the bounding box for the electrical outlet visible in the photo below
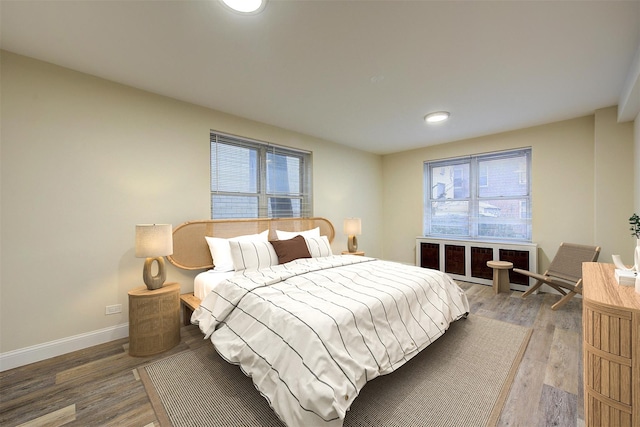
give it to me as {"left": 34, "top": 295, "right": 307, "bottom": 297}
{"left": 105, "top": 304, "right": 122, "bottom": 315}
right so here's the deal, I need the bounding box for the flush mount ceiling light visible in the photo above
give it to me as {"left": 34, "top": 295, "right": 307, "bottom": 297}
{"left": 220, "top": 0, "right": 266, "bottom": 14}
{"left": 424, "top": 111, "right": 450, "bottom": 123}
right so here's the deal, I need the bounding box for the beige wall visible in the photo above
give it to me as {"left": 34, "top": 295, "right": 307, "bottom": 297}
{"left": 594, "top": 107, "right": 636, "bottom": 262}
{"left": 0, "top": 51, "right": 383, "bottom": 354}
{"left": 382, "top": 112, "right": 635, "bottom": 271}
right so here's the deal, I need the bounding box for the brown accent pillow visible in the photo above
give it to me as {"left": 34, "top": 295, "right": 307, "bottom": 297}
{"left": 270, "top": 235, "right": 312, "bottom": 264}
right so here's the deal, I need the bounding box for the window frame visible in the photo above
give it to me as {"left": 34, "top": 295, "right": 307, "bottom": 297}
{"left": 423, "top": 148, "right": 532, "bottom": 242}
{"left": 210, "top": 131, "right": 312, "bottom": 219}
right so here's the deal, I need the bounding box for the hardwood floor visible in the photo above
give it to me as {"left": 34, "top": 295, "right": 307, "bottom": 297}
{"left": 461, "top": 283, "right": 584, "bottom": 427}
{"left": 0, "top": 283, "right": 583, "bottom": 427}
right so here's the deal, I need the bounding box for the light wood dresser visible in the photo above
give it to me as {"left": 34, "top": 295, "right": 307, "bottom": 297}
{"left": 128, "top": 282, "right": 180, "bottom": 357}
{"left": 583, "top": 262, "right": 640, "bottom": 427}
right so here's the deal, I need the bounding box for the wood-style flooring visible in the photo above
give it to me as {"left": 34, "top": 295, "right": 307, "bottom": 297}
{"left": 0, "top": 283, "right": 583, "bottom": 427}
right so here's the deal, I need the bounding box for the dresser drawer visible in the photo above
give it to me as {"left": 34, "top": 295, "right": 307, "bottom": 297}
{"left": 582, "top": 263, "right": 640, "bottom": 427}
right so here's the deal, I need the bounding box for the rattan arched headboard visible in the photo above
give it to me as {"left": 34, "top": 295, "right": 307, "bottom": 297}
{"left": 166, "top": 217, "right": 335, "bottom": 270}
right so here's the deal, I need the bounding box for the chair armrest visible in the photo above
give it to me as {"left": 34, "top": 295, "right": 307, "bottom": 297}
{"left": 513, "top": 268, "right": 547, "bottom": 282}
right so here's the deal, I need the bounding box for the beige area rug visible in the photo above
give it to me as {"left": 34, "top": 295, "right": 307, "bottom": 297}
{"left": 139, "top": 314, "right": 532, "bottom": 427}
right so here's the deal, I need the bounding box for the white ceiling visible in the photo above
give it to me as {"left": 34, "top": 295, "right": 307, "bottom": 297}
{"left": 1, "top": 0, "right": 639, "bottom": 154}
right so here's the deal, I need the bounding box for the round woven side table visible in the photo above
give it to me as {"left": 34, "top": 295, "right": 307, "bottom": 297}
{"left": 128, "top": 282, "right": 180, "bottom": 356}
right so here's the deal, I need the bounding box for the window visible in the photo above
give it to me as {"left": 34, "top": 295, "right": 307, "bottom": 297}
{"left": 479, "top": 163, "right": 489, "bottom": 187}
{"left": 211, "top": 132, "right": 312, "bottom": 219}
{"left": 423, "top": 148, "right": 531, "bottom": 241}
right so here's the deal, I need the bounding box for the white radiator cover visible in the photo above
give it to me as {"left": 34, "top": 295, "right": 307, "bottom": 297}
{"left": 416, "top": 237, "right": 538, "bottom": 292}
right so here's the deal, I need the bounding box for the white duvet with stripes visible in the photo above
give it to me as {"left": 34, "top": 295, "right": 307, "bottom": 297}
{"left": 192, "top": 255, "right": 470, "bottom": 427}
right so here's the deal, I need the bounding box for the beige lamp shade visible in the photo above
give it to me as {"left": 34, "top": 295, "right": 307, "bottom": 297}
{"left": 135, "top": 224, "right": 173, "bottom": 258}
{"left": 343, "top": 218, "right": 361, "bottom": 253}
{"left": 343, "top": 218, "right": 362, "bottom": 236}
{"left": 135, "top": 224, "right": 173, "bottom": 290}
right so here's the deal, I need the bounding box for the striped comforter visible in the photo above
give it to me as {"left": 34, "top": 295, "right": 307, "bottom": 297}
{"left": 192, "top": 255, "right": 470, "bottom": 427}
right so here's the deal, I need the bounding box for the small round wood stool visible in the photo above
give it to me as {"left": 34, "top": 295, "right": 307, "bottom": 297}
{"left": 487, "top": 261, "right": 513, "bottom": 294}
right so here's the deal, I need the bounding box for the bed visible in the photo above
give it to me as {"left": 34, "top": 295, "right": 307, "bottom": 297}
{"left": 167, "top": 217, "right": 469, "bottom": 427}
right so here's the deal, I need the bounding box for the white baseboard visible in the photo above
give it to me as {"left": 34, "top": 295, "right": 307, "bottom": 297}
{"left": 0, "top": 323, "right": 129, "bottom": 372}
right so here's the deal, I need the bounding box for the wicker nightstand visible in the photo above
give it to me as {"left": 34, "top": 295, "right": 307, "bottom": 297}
{"left": 128, "top": 282, "right": 180, "bottom": 357}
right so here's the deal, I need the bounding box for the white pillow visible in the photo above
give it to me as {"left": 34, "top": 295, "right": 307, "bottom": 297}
{"left": 205, "top": 230, "right": 269, "bottom": 272}
{"left": 305, "top": 235, "right": 333, "bottom": 258}
{"left": 230, "top": 240, "right": 278, "bottom": 271}
{"left": 275, "top": 227, "right": 320, "bottom": 240}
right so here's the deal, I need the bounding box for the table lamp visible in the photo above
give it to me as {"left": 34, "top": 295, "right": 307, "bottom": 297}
{"left": 343, "top": 218, "right": 362, "bottom": 253}
{"left": 135, "top": 224, "right": 173, "bottom": 290}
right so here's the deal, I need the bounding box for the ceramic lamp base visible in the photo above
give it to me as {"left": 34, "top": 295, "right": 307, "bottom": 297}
{"left": 347, "top": 235, "right": 358, "bottom": 252}
{"left": 143, "top": 256, "right": 166, "bottom": 290}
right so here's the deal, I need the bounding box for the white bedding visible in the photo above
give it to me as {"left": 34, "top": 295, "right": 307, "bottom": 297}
{"left": 192, "top": 255, "right": 469, "bottom": 427}
{"left": 193, "top": 270, "right": 237, "bottom": 300}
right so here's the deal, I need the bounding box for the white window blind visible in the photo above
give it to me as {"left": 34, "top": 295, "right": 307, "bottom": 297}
{"left": 423, "top": 148, "right": 532, "bottom": 241}
{"left": 211, "top": 132, "right": 312, "bottom": 219}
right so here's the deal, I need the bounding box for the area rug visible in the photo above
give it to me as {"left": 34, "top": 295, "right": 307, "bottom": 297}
{"left": 139, "top": 314, "right": 531, "bottom": 427}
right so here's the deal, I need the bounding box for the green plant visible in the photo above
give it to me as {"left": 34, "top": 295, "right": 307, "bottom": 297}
{"left": 630, "top": 213, "right": 640, "bottom": 239}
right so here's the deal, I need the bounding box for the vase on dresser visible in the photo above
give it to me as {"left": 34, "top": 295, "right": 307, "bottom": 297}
{"left": 636, "top": 239, "right": 640, "bottom": 293}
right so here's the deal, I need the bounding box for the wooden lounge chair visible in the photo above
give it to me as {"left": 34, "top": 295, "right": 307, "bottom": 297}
{"left": 516, "top": 242, "right": 601, "bottom": 310}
